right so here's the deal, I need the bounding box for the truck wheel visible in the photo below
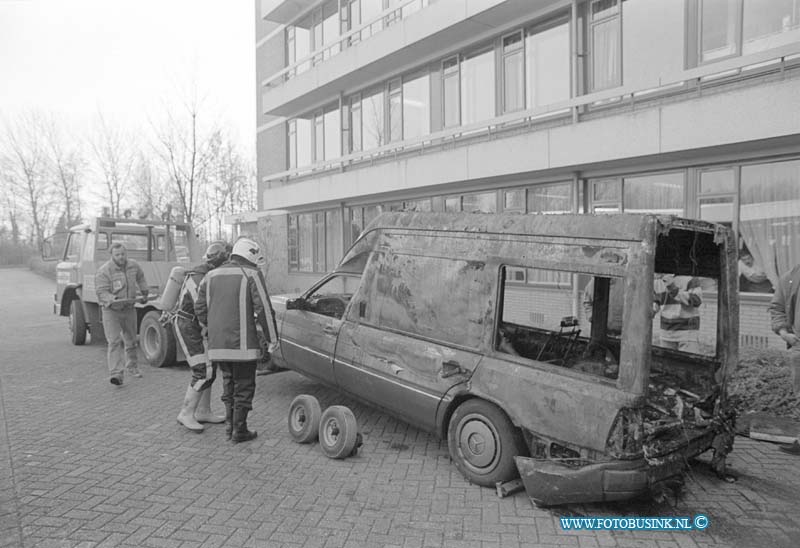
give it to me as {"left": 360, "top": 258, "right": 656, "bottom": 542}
{"left": 319, "top": 405, "right": 358, "bottom": 459}
{"left": 140, "top": 310, "right": 176, "bottom": 367}
{"left": 447, "top": 399, "right": 525, "bottom": 487}
{"left": 69, "top": 300, "right": 87, "bottom": 346}
{"left": 288, "top": 395, "right": 321, "bottom": 443}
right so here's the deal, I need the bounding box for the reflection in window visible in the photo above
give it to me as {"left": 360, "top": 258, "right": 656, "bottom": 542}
{"left": 528, "top": 182, "right": 573, "bottom": 214}
{"left": 698, "top": 169, "right": 735, "bottom": 224}
{"left": 740, "top": 159, "right": 800, "bottom": 291}
{"left": 326, "top": 209, "right": 343, "bottom": 271}
{"left": 526, "top": 18, "right": 570, "bottom": 108}
{"left": 700, "top": 0, "right": 739, "bottom": 62}
{"left": 388, "top": 79, "right": 402, "bottom": 142}
{"left": 461, "top": 48, "right": 495, "bottom": 124}
{"left": 362, "top": 88, "right": 385, "bottom": 150}
{"left": 443, "top": 57, "right": 460, "bottom": 127}
{"left": 743, "top": 0, "right": 800, "bottom": 54}
{"left": 298, "top": 213, "right": 313, "bottom": 272}
{"left": 623, "top": 173, "right": 684, "bottom": 215}
{"left": 403, "top": 73, "right": 430, "bottom": 140}
{"left": 324, "top": 107, "right": 341, "bottom": 160}
{"left": 462, "top": 192, "right": 496, "bottom": 213}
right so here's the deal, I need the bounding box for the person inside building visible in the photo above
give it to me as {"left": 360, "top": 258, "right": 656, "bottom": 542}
{"left": 95, "top": 242, "right": 149, "bottom": 386}
{"left": 195, "top": 237, "right": 279, "bottom": 443}
{"left": 738, "top": 246, "right": 773, "bottom": 293}
{"left": 654, "top": 273, "right": 703, "bottom": 353}
{"left": 174, "top": 241, "right": 232, "bottom": 433}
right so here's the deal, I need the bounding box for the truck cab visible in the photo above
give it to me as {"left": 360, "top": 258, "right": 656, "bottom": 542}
{"left": 46, "top": 216, "right": 202, "bottom": 367}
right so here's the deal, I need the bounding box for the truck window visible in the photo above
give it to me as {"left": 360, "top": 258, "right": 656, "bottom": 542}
{"left": 498, "top": 265, "right": 620, "bottom": 380}
{"left": 367, "top": 252, "right": 491, "bottom": 348}
{"left": 64, "top": 233, "right": 81, "bottom": 261}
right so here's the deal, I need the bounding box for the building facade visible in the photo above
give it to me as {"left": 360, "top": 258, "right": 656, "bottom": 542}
{"left": 240, "top": 0, "right": 800, "bottom": 350}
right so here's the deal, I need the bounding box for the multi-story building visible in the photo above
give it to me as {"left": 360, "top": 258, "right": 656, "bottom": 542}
{"left": 237, "top": 0, "right": 800, "bottom": 350}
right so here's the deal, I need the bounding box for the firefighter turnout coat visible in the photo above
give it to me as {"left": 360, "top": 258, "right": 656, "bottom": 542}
{"left": 173, "top": 262, "right": 212, "bottom": 367}
{"left": 194, "top": 259, "right": 278, "bottom": 362}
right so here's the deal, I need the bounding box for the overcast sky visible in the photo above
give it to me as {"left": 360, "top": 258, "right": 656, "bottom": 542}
{"left": 0, "top": 0, "right": 255, "bottom": 148}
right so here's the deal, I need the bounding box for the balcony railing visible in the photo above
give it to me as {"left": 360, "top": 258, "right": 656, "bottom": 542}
{"left": 262, "top": 0, "right": 429, "bottom": 90}
{"left": 262, "top": 43, "right": 800, "bottom": 188}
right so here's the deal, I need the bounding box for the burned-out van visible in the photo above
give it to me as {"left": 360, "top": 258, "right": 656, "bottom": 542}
{"left": 270, "top": 212, "right": 737, "bottom": 505}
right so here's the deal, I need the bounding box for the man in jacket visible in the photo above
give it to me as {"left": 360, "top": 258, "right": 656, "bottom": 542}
{"left": 174, "top": 241, "right": 232, "bottom": 433}
{"left": 95, "top": 242, "right": 149, "bottom": 385}
{"left": 769, "top": 263, "right": 800, "bottom": 394}
{"left": 195, "top": 237, "right": 279, "bottom": 443}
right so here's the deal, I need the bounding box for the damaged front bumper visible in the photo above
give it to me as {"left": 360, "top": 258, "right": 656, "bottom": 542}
{"left": 515, "top": 413, "right": 736, "bottom": 506}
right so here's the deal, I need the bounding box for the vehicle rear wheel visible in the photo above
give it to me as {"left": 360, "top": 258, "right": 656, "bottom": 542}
{"left": 447, "top": 399, "right": 525, "bottom": 487}
{"left": 318, "top": 405, "right": 358, "bottom": 459}
{"left": 288, "top": 394, "right": 322, "bottom": 443}
{"left": 69, "top": 300, "right": 87, "bottom": 346}
{"left": 139, "top": 310, "right": 176, "bottom": 367}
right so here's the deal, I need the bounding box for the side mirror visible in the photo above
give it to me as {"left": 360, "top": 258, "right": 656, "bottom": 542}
{"left": 41, "top": 237, "right": 57, "bottom": 261}
{"left": 286, "top": 298, "right": 305, "bottom": 311}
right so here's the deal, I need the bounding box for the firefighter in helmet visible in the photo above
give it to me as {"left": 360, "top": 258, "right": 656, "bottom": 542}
{"left": 195, "top": 237, "right": 279, "bottom": 443}
{"left": 175, "top": 240, "right": 232, "bottom": 432}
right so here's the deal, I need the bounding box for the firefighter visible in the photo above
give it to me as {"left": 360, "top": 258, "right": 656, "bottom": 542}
{"left": 175, "top": 241, "right": 232, "bottom": 432}
{"left": 195, "top": 237, "right": 278, "bottom": 443}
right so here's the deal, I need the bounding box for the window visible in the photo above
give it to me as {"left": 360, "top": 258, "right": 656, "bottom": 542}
{"left": 462, "top": 191, "right": 497, "bottom": 213}
{"left": 305, "top": 274, "right": 359, "bottom": 319}
{"left": 289, "top": 210, "right": 342, "bottom": 273}
{"left": 323, "top": 107, "right": 341, "bottom": 160}
{"left": 694, "top": 0, "right": 800, "bottom": 64}
{"left": 504, "top": 189, "right": 526, "bottom": 212}
{"left": 388, "top": 79, "right": 402, "bottom": 142}
{"left": 298, "top": 213, "right": 314, "bottom": 271}
{"left": 288, "top": 215, "right": 299, "bottom": 269}
{"left": 288, "top": 117, "right": 312, "bottom": 168}
{"left": 498, "top": 265, "right": 617, "bottom": 379}
{"left": 461, "top": 47, "right": 495, "bottom": 124}
{"left": 589, "top": 0, "right": 622, "bottom": 91}
{"left": 313, "top": 110, "right": 324, "bottom": 162}
{"left": 326, "top": 209, "right": 343, "bottom": 271}
{"left": 64, "top": 233, "right": 81, "bottom": 261}
{"left": 590, "top": 173, "right": 685, "bottom": 215}
{"left": 526, "top": 17, "right": 571, "bottom": 108}
{"left": 442, "top": 57, "right": 460, "bottom": 127}
{"left": 502, "top": 32, "right": 525, "bottom": 113}
{"left": 350, "top": 95, "right": 362, "bottom": 152}
{"left": 362, "top": 87, "right": 385, "bottom": 150}
{"left": 528, "top": 182, "right": 573, "bottom": 214}
{"left": 698, "top": 168, "right": 736, "bottom": 224}
{"left": 739, "top": 159, "right": 799, "bottom": 293}
{"left": 370, "top": 252, "right": 491, "bottom": 348}
{"left": 402, "top": 73, "right": 430, "bottom": 140}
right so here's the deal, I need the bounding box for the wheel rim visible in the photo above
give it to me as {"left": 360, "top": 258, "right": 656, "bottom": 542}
{"left": 290, "top": 406, "right": 308, "bottom": 432}
{"left": 142, "top": 324, "right": 159, "bottom": 357}
{"left": 321, "top": 417, "right": 340, "bottom": 446}
{"left": 458, "top": 414, "right": 500, "bottom": 471}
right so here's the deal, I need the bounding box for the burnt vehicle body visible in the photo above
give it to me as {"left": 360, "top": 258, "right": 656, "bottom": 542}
{"left": 270, "top": 212, "right": 738, "bottom": 505}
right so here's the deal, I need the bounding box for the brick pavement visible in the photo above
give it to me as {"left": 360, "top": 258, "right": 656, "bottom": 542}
{"left": 1, "top": 268, "right": 799, "bottom": 548}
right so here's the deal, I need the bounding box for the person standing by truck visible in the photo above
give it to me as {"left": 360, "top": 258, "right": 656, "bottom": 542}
{"left": 194, "top": 237, "right": 278, "bottom": 443}
{"left": 95, "top": 242, "right": 149, "bottom": 386}
{"left": 174, "top": 241, "right": 232, "bottom": 433}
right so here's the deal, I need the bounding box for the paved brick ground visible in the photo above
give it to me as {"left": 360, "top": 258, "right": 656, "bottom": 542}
{"left": 1, "top": 268, "right": 799, "bottom": 548}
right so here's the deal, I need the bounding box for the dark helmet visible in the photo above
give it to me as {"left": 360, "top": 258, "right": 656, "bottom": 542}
{"left": 204, "top": 240, "right": 231, "bottom": 267}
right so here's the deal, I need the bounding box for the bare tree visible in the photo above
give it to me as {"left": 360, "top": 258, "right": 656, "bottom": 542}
{"left": 89, "top": 112, "right": 136, "bottom": 217}
{"left": 0, "top": 111, "right": 55, "bottom": 249}
{"left": 151, "top": 90, "right": 219, "bottom": 227}
{"left": 202, "top": 131, "right": 254, "bottom": 239}
{"left": 43, "top": 114, "right": 84, "bottom": 225}
{"left": 130, "top": 151, "right": 170, "bottom": 220}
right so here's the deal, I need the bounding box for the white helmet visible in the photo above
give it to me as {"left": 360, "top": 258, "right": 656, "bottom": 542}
{"left": 231, "top": 237, "right": 264, "bottom": 266}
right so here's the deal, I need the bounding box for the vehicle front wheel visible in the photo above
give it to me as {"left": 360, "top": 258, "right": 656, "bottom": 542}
{"left": 139, "top": 310, "right": 176, "bottom": 367}
{"left": 319, "top": 405, "right": 358, "bottom": 459}
{"left": 288, "top": 394, "right": 322, "bottom": 443}
{"left": 447, "top": 399, "right": 525, "bottom": 487}
{"left": 69, "top": 300, "right": 87, "bottom": 346}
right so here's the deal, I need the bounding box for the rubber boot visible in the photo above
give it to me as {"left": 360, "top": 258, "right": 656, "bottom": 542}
{"left": 176, "top": 387, "right": 204, "bottom": 433}
{"left": 194, "top": 389, "right": 225, "bottom": 424}
{"left": 224, "top": 403, "right": 233, "bottom": 441}
{"left": 231, "top": 408, "right": 257, "bottom": 443}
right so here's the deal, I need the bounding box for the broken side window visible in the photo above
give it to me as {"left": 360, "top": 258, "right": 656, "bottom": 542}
{"left": 497, "top": 265, "right": 619, "bottom": 380}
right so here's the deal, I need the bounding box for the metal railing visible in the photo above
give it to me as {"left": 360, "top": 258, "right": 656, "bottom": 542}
{"left": 263, "top": 0, "right": 429, "bottom": 89}
{"left": 262, "top": 43, "right": 800, "bottom": 187}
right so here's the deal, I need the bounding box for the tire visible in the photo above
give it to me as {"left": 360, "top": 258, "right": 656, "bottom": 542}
{"left": 139, "top": 310, "right": 176, "bottom": 367}
{"left": 318, "top": 405, "right": 358, "bottom": 459}
{"left": 288, "top": 395, "right": 322, "bottom": 443}
{"left": 69, "top": 300, "right": 87, "bottom": 346}
{"left": 447, "top": 399, "right": 525, "bottom": 487}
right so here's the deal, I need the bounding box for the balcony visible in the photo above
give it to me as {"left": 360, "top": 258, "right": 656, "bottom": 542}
{"left": 261, "top": 0, "right": 317, "bottom": 25}
{"left": 261, "top": 0, "right": 566, "bottom": 117}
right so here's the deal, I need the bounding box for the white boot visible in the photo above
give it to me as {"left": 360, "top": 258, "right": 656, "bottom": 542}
{"left": 177, "top": 386, "right": 204, "bottom": 432}
{"left": 194, "top": 388, "right": 225, "bottom": 424}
